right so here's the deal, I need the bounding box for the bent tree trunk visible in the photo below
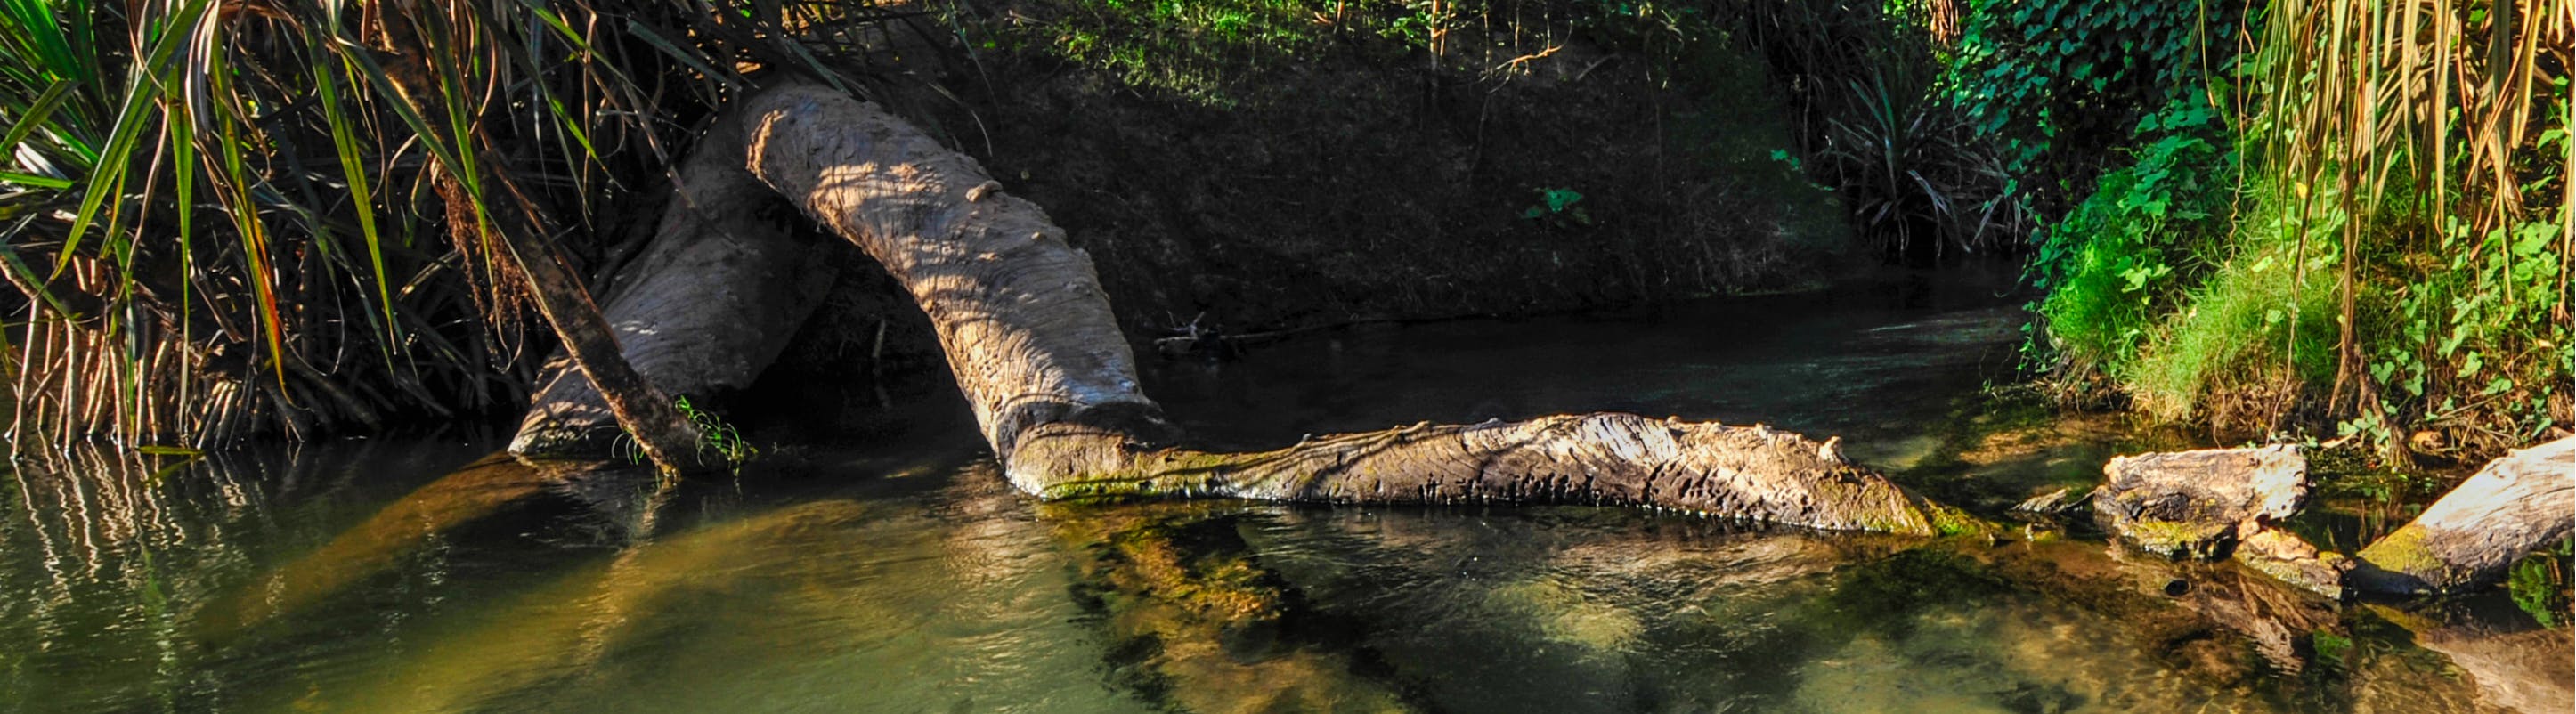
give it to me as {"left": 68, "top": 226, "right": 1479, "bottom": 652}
{"left": 508, "top": 117, "right": 841, "bottom": 458}
{"left": 609, "top": 78, "right": 1962, "bottom": 533}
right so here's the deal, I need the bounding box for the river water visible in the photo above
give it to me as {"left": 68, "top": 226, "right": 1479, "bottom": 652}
{"left": 4, "top": 269, "right": 2565, "bottom": 713}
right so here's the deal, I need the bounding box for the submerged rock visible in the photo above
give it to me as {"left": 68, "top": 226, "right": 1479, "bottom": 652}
{"left": 2231, "top": 526, "right": 2349, "bottom": 598}
{"left": 2090, "top": 445, "right": 2306, "bottom": 559}
{"left": 2011, "top": 487, "right": 2083, "bottom": 515}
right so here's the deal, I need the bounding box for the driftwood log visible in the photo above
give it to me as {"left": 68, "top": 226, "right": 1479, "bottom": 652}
{"left": 2088, "top": 445, "right": 2307, "bottom": 558}
{"left": 2351, "top": 436, "right": 2575, "bottom": 595}
{"left": 508, "top": 125, "right": 841, "bottom": 458}
{"left": 511, "top": 78, "right": 1969, "bottom": 535}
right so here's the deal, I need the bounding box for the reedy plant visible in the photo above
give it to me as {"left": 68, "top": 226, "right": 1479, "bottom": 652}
{"left": 1702, "top": 0, "right": 2022, "bottom": 254}
{"left": 0, "top": 0, "right": 890, "bottom": 451}
{"left": 2252, "top": 0, "right": 2572, "bottom": 456}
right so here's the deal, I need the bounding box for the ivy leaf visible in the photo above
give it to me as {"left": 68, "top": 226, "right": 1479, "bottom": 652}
{"left": 2512, "top": 223, "right": 2555, "bottom": 258}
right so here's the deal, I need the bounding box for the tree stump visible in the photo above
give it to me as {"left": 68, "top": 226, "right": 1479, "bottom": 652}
{"left": 2089, "top": 445, "right": 2307, "bottom": 558}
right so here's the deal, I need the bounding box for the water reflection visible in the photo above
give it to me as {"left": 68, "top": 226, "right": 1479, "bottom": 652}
{"left": 4, "top": 272, "right": 2569, "bottom": 713}
{"left": 196, "top": 452, "right": 627, "bottom": 637}
{"left": 7, "top": 436, "right": 2564, "bottom": 713}
{"left": 1, "top": 439, "right": 485, "bottom": 712}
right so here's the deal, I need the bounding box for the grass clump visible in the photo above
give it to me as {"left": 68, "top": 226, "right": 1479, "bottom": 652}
{"left": 2027, "top": 101, "right": 2244, "bottom": 405}
{"left": 2122, "top": 200, "right": 2343, "bottom": 426}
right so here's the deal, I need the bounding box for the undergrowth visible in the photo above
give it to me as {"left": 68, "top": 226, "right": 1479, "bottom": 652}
{"left": 2008, "top": 0, "right": 2572, "bottom": 461}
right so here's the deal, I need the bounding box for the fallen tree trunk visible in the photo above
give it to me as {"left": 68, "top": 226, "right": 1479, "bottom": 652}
{"left": 2351, "top": 435, "right": 2575, "bottom": 594}
{"left": 508, "top": 112, "right": 841, "bottom": 458}
{"left": 622, "top": 77, "right": 1962, "bottom": 534}
{"left": 373, "top": 10, "right": 705, "bottom": 475}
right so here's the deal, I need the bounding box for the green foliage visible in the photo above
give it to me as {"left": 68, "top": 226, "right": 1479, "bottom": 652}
{"left": 1702, "top": 0, "right": 2020, "bottom": 252}
{"left": 2248, "top": 0, "right": 2572, "bottom": 457}
{"left": 0, "top": 1, "right": 866, "bottom": 447}
{"left": 1520, "top": 187, "right": 1593, "bottom": 228}
{"left": 1816, "top": 67, "right": 2012, "bottom": 254}
{"left": 2308, "top": 629, "right": 2353, "bottom": 665}
{"left": 999, "top": 0, "right": 1732, "bottom": 108}
{"left": 2016, "top": 0, "right": 2572, "bottom": 455}
{"left": 616, "top": 395, "right": 757, "bottom": 471}
{"left": 2122, "top": 216, "right": 2341, "bottom": 422}
{"left": 1948, "top": 0, "right": 2248, "bottom": 213}
{"left": 1018, "top": 0, "right": 1343, "bottom": 107}
{"left": 1, "top": 0, "right": 452, "bottom": 445}
{"left": 2363, "top": 214, "right": 2571, "bottom": 449}
{"left": 2030, "top": 100, "right": 2240, "bottom": 377}
{"left": 676, "top": 395, "right": 758, "bottom": 467}
{"left": 2509, "top": 540, "right": 2572, "bottom": 629}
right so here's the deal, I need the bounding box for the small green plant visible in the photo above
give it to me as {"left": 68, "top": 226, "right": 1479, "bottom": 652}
{"left": 614, "top": 395, "right": 757, "bottom": 471}
{"left": 677, "top": 395, "right": 758, "bottom": 466}
{"left": 2308, "top": 629, "right": 2353, "bottom": 667}
{"left": 1520, "top": 187, "right": 1593, "bottom": 229}
{"left": 2509, "top": 540, "right": 2573, "bottom": 629}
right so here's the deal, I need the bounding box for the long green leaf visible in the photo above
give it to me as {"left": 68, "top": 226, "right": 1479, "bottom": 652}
{"left": 0, "top": 78, "right": 77, "bottom": 158}
{"left": 0, "top": 171, "right": 69, "bottom": 189}
{"left": 315, "top": 48, "right": 401, "bottom": 359}
{"left": 56, "top": 0, "right": 215, "bottom": 280}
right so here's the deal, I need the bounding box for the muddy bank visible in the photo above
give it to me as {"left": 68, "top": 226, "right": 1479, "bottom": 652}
{"left": 758, "top": 0, "right": 1851, "bottom": 378}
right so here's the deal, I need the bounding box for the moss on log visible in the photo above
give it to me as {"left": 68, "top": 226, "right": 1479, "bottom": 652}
{"left": 2352, "top": 436, "right": 2575, "bottom": 595}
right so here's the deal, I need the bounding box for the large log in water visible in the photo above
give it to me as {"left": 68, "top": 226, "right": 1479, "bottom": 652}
{"left": 590, "top": 78, "right": 1960, "bottom": 533}
{"left": 508, "top": 111, "right": 841, "bottom": 458}
{"left": 2351, "top": 436, "right": 2575, "bottom": 594}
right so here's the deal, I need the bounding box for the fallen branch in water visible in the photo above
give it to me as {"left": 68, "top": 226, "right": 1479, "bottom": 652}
{"left": 514, "top": 77, "right": 1972, "bottom": 535}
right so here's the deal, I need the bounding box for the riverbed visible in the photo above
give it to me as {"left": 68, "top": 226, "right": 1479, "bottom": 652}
{"left": 4, "top": 269, "right": 2564, "bottom": 713}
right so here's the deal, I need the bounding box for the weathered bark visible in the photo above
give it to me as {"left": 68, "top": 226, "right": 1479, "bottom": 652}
{"left": 2089, "top": 445, "right": 2307, "bottom": 558}
{"left": 487, "top": 208, "right": 708, "bottom": 475}
{"left": 716, "top": 79, "right": 1959, "bottom": 534}
{"left": 370, "top": 12, "right": 702, "bottom": 475}
{"left": 2352, "top": 436, "right": 2575, "bottom": 594}
{"left": 508, "top": 111, "right": 840, "bottom": 458}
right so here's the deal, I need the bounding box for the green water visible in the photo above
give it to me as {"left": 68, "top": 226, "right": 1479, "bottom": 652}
{"left": 4, "top": 270, "right": 2564, "bottom": 713}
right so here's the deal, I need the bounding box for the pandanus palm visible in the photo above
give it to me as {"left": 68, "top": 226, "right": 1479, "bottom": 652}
{"left": 0, "top": 0, "right": 895, "bottom": 471}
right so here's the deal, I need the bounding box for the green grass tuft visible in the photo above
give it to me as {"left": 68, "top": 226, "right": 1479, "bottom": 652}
{"left": 2123, "top": 200, "right": 2343, "bottom": 423}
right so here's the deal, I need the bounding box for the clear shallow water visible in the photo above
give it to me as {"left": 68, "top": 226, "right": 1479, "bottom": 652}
{"left": 4, "top": 269, "right": 2566, "bottom": 713}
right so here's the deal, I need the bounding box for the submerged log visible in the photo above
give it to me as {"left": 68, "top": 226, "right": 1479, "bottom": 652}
{"left": 2351, "top": 436, "right": 2575, "bottom": 595}
{"left": 2230, "top": 526, "right": 2350, "bottom": 598}
{"left": 2369, "top": 604, "right": 2576, "bottom": 714}
{"left": 631, "top": 77, "right": 1965, "bottom": 533}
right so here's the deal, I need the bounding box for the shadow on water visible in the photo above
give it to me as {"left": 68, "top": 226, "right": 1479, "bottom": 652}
{"left": 4, "top": 269, "right": 2568, "bottom": 713}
